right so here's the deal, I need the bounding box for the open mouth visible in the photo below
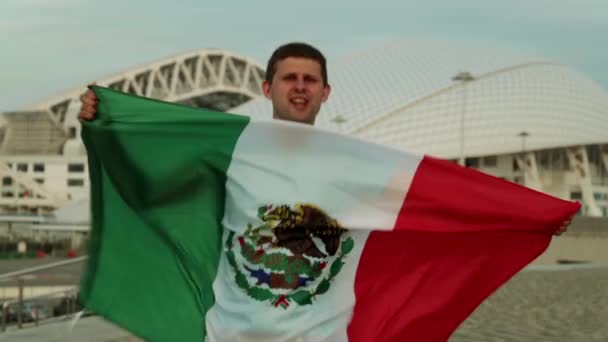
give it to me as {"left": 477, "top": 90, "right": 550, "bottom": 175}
{"left": 289, "top": 97, "right": 309, "bottom": 109}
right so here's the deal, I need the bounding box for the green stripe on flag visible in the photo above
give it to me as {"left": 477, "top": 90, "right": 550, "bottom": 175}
{"left": 80, "top": 86, "right": 250, "bottom": 341}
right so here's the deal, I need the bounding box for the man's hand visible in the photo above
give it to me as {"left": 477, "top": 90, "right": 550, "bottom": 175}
{"left": 79, "top": 89, "right": 98, "bottom": 120}
{"left": 554, "top": 217, "right": 573, "bottom": 236}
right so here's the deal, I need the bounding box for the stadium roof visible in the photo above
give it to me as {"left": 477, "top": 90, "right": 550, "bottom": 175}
{"left": 234, "top": 40, "right": 608, "bottom": 158}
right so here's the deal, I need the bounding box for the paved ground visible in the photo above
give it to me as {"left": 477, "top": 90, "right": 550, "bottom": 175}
{"left": 0, "top": 316, "right": 137, "bottom": 342}
{"left": 0, "top": 264, "right": 606, "bottom": 341}
{"left": 451, "top": 265, "right": 608, "bottom": 342}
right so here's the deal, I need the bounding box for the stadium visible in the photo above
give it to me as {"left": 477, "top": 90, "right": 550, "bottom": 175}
{"left": 1, "top": 41, "right": 607, "bottom": 219}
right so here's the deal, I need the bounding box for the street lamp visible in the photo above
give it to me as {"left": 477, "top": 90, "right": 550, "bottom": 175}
{"left": 517, "top": 131, "right": 530, "bottom": 152}
{"left": 452, "top": 71, "right": 475, "bottom": 166}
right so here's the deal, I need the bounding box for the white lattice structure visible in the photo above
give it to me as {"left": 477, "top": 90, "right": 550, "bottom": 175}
{"left": 27, "top": 49, "right": 265, "bottom": 137}
{"left": 236, "top": 41, "right": 608, "bottom": 216}
{"left": 0, "top": 49, "right": 265, "bottom": 213}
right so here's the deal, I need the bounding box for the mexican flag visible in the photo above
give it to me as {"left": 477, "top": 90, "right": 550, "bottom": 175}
{"left": 80, "top": 86, "right": 579, "bottom": 342}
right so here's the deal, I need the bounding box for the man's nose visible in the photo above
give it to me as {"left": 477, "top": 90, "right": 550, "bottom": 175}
{"left": 294, "top": 78, "right": 306, "bottom": 91}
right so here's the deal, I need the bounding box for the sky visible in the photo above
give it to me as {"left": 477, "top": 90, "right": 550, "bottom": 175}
{"left": 0, "top": 0, "right": 607, "bottom": 111}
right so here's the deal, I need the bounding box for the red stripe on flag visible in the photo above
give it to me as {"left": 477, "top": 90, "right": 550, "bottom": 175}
{"left": 348, "top": 157, "right": 580, "bottom": 341}
{"left": 395, "top": 156, "right": 579, "bottom": 234}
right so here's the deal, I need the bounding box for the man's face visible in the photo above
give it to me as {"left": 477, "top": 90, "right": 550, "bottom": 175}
{"left": 262, "top": 57, "right": 331, "bottom": 125}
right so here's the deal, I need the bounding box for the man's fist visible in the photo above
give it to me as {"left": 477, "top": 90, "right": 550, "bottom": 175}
{"left": 79, "top": 89, "right": 98, "bottom": 120}
{"left": 554, "top": 217, "right": 573, "bottom": 236}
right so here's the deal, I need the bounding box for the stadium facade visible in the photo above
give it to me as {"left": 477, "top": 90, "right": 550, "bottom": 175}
{"left": 1, "top": 42, "right": 607, "bottom": 219}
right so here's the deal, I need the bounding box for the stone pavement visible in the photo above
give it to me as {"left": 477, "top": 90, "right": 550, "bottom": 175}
{"left": 0, "top": 316, "right": 137, "bottom": 342}
{"left": 451, "top": 265, "right": 608, "bottom": 341}
{"left": 0, "top": 265, "right": 606, "bottom": 341}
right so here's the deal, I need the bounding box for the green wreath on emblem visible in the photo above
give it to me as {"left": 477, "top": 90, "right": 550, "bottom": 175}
{"left": 225, "top": 204, "right": 354, "bottom": 309}
{"left": 226, "top": 231, "right": 354, "bottom": 309}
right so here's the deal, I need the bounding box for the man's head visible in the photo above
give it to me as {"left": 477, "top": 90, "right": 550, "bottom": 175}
{"left": 263, "top": 42, "right": 331, "bottom": 125}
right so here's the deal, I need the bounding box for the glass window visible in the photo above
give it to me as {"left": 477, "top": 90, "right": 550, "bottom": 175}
{"left": 33, "top": 163, "right": 45, "bottom": 172}
{"left": 538, "top": 150, "right": 550, "bottom": 169}
{"left": 2, "top": 177, "right": 12, "bottom": 186}
{"left": 67, "top": 179, "right": 84, "bottom": 187}
{"left": 17, "top": 163, "right": 28, "bottom": 172}
{"left": 34, "top": 178, "right": 44, "bottom": 184}
{"left": 570, "top": 192, "right": 582, "bottom": 200}
{"left": 483, "top": 156, "right": 497, "bottom": 167}
{"left": 513, "top": 159, "right": 520, "bottom": 171}
{"left": 68, "top": 163, "right": 85, "bottom": 172}
{"left": 465, "top": 158, "right": 479, "bottom": 168}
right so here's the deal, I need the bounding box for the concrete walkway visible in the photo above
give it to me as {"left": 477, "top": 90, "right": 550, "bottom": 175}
{"left": 0, "top": 316, "right": 138, "bottom": 342}
{"left": 1, "top": 264, "right": 606, "bottom": 341}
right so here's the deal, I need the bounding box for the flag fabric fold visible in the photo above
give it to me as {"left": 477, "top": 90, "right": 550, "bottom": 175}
{"left": 80, "top": 86, "right": 579, "bottom": 342}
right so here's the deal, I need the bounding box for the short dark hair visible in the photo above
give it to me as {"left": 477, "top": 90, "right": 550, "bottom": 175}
{"left": 265, "top": 42, "right": 328, "bottom": 86}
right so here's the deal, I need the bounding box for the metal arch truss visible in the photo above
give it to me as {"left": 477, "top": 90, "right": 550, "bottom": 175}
{"left": 601, "top": 145, "right": 608, "bottom": 179}
{"left": 349, "top": 61, "right": 558, "bottom": 136}
{"left": 514, "top": 152, "right": 542, "bottom": 191}
{"left": 30, "top": 49, "right": 266, "bottom": 133}
{"left": 566, "top": 146, "right": 602, "bottom": 217}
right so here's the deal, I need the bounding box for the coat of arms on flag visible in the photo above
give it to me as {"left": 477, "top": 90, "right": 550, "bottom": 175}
{"left": 225, "top": 204, "right": 354, "bottom": 308}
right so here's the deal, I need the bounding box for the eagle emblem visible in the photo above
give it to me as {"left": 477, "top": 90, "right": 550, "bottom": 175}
{"left": 225, "top": 204, "right": 354, "bottom": 308}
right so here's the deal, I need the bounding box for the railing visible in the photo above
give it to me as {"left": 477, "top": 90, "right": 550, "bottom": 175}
{"left": 0, "top": 256, "right": 87, "bottom": 332}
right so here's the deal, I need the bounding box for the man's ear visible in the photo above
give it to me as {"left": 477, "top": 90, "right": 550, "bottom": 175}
{"left": 262, "top": 80, "right": 272, "bottom": 100}
{"left": 322, "top": 84, "right": 331, "bottom": 102}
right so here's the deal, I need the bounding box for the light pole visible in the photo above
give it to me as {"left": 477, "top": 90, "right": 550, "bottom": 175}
{"left": 517, "top": 131, "right": 530, "bottom": 152}
{"left": 452, "top": 71, "right": 475, "bottom": 166}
